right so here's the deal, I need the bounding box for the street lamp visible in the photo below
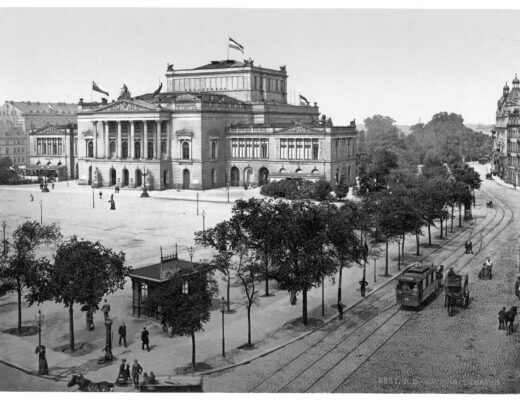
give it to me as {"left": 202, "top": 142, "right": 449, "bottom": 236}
{"left": 1, "top": 221, "right": 6, "bottom": 256}
{"left": 196, "top": 193, "right": 199, "bottom": 215}
{"left": 141, "top": 166, "right": 150, "bottom": 198}
{"left": 220, "top": 296, "right": 226, "bottom": 357}
{"left": 188, "top": 246, "right": 195, "bottom": 263}
{"left": 35, "top": 309, "right": 45, "bottom": 349}
{"left": 35, "top": 309, "right": 47, "bottom": 374}
{"left": 202, "top": 210, "right": 206, "bottom": 233}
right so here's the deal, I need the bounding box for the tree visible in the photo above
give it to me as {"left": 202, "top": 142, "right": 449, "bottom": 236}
{"left": 0, "top": 157, "right": 18, "bottom": 184}
{"left": 147, "top": 266, "right": 218, "bottom": 371}
{"left": 0, "top": 221, "right": 61, "bottom": 335}
{"left": 232, "top": 247, "right": 262, "bottom": 347}
{"left": 32, "top": 237, "right": 128, "bottom": 352}
{"left": 270, "top": 201, "right": 336, "bottom": 325}
{"left": 231, "top": 199, "right": 279, "bottom": 297}
{"left": 195, "top": 221, "right": 239, "bottom": 312}
{"left": 323, "top": 202, "right": 363, "bottom": 305}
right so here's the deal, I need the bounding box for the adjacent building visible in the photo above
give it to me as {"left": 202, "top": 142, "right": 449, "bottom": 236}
{"left": 76, "top": 59, "right": 358, "bottom": 190}
{"left": 26, "top": 124, "right": 78, "bottom": 180}
{"left": 493, "top": 75, "right": 520, "bottom": 185}
{"left": 0, "top": 121, "right": 26, "bottom": 168}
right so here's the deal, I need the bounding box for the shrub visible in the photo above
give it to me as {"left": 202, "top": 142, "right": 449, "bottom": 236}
{"left": 335, "top": 183, "right": 349, "bottom": 200}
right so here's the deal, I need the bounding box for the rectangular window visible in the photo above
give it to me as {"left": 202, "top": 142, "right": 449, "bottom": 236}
{"left": 211, "top": 139, "right": 218, "bottom": 159}
{"left": 261, "top": 139, "right": 268, "bottom": 158}
{"left": 246, "top": 139, "right": 252, "bottom": 158}
{"left": 58, "top": 139, "right": 62, "bottom": 155}
{"left": 253, "top": 139, "right": 260, "bottom": 158}
{"left": 37, "top": 139, "right": 41, "bottom": 155}
{"left": 312, "top": 139, "right": 319, "bottom": 160}
{"left": 347, "top": 139, "right": 351, "bottom": 157}
{"left": 288, "top": 139, "right": 294, "bottom": 159}
{"left": 280, "top": 139, "right": 287, "bottom": 159}
{"left": 231, "top": 139, "right": 238, "bottom": 157}
{"left": 304, "top": 139, "right": 311, "bottom": 159}
{"left": 239, "top": 139, "right": 245, "bottom": 157}
{"left": 296, "top": 139, "right": 303, "bottom": 159}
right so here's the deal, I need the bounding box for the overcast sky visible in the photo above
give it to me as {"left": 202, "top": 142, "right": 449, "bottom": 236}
{"left": 0, "top": 7, "right": 518, "bottom": 126}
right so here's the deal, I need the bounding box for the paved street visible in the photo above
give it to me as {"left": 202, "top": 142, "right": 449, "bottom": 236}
{"left": 203, "top": 177, "right": 520, "bottom": 393}
{"left": 0, "top": 363, "right": 69, "bottom": 391}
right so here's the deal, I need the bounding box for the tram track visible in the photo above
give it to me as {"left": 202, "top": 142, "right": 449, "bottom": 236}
{"left": 246, "top": 183, "right": 514, "bottom": 393}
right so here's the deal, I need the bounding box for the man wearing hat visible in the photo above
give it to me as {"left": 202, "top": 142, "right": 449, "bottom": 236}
{"left": 132, "top": 359, "right": 143, "bottom": 387}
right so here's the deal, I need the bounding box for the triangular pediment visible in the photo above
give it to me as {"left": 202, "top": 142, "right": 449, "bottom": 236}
{"left": 94, "top": 99, "right": 159, "bottom": 113}
{"left": 276, "top": 123, "right": 324, "bottom": 134}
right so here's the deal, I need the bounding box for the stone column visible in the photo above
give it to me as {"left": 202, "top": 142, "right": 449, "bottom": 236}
{"left": 117, "top": 121, "right": 122, "bottom": 159}
{"left": 130, "top": 121, "right": 135, "bottom": 159}
{"left": 104, "top": 121, "right": 110, "bottom": 159}
{"left": 143, "top": 121, "right": 148, "bottom": 159}
{"left": 166, "top": 120, "right": 171, "bottom": 160}
{"left": 156, "top": 120, "right": 161, "bottom": 160}
{"left": 93, "top": 121, "right": 98, "bottom": 158}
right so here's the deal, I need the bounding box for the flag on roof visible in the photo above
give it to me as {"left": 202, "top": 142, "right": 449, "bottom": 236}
{"left": 153, "top": 82, "right": 163, "bottom": 96}
{"left": 299, "top": 94, "right": 309, "bottom": 105}
{"left": 229, "top": 37, "right": 244, "bottom": 54}
{"left": 92, "top": 81, "right": 109, "bottom": 97}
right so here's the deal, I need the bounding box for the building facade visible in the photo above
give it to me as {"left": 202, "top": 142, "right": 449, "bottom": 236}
{"left": 0, "top": 122, "right": 26, "bottom": 168}
{"left": 27, "top": 124, "right": 78, "bottom": 180}
{"left": 493, "top": 75, "right": 520, "bottom": 185}
{"left": 76, "top": 60, "right": 357, "bottom": 190}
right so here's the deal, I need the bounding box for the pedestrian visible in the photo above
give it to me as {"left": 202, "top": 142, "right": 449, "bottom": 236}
{"left": 118, "top": 322, "right": 127, "bottom": 347}
{"left": 464, "top": 241, "right": 469, "bottom": 254}
{"left": 132, "top": 359, "right": 143, "bottom": 387}
{"left": 499, "top": 307, "right": 507, "bottom": 330}
{"left": 36, "top": 345, "right": 49, "bottom": 375}
{"left": 125, "top": 364, "right": 131, "bottom": 383}
{"left": 101, "top": 298, "right": 111, "bottom": 321}
{"left": 116, "top": 359, "right": 127, "bottom": 385}
{"left": 51, "top": 183, "right": 54, "bottom": 190}
{"left": 110, "top": 193, "right": 114, "bottom": 201}
{"left": 360, "top": 279, "right": 368, "bottom": 297}
{"left": 149, "top": 372, "right": 157, "bottom": 384}
{"left": 337, "top": 301, "right": 344, "bottom": 320}
{"left": 99, "top": 191, "right": 103, "bottom": 199}
{"left": 468, "top": 241, "right": 473, "bottom": 254}
{"left": 30, "top": 194, "right": 34, "bottom": 202}
{"left": 141, "top": 326, "right": 150, "bottom": 351}
{"left": 290, "top": 289, "right": 297, "bottom": 305}
{"left": 108, "top": 199, "right": 116, "bottom": 210}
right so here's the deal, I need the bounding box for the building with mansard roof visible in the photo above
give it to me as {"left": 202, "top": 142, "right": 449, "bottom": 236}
{"left": 493, "top": 75, "right": 520, "bottom": 185}
{"left": 76, "top": 59, "right": 357, "bottom": 190}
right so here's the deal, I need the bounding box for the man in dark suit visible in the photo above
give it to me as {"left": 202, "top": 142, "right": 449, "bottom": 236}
{"left": 118, "top": 322, "right": 127, "bottom": 347}
{"left": 141, "top": 326, "right": 150, "bottom": 351}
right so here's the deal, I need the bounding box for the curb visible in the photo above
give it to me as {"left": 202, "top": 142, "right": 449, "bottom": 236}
{"left": 0, "top": 358, "right": 65, "bottom": 382}
{"left": 197, "top": 217, "right": 479, "bottom": 376}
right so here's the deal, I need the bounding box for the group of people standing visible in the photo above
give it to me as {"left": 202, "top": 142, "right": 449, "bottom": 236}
{"left": 464, "top": 240, "right": 474, "bottom": 254}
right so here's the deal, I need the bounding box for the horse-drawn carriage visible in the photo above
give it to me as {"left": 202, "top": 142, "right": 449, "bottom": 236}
{"left": 478, "top": 262, "right": 493, "bottom": 280}
{"left": 485, "top": 173, "right": 493, "bottom": 180}
{"left": 486, "top": 200, "right": 493, "bottom": 208}
{"left": 444, "top": 272, "right": 469, "bottom": 316}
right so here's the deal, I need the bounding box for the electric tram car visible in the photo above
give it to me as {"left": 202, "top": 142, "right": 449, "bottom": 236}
{"left": 396, "top": 263, "right": 440, "bottom": 308}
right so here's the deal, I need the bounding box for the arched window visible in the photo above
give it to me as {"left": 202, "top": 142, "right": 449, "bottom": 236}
{"left": 182, "top": 141, "right": 190, "bottom": 160}
{"left": 109, "top": 141, "right": 116, "bottom": 158}
{"left": 161, "top": 140, "right": 167, "bottom": 158}
{"left": 135, "top": 141, "right": 141, "bottom": 159}
{"left": 87, "top": 140, "right": 94, "bottom": 158}
{"left": 122, "top": 140, "right": 128, "bottom": 159}
{"left": 147, "top": 141, "right": 154, "bottom": 159}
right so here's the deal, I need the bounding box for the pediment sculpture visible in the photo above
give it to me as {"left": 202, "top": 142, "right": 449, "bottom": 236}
{"left": 97, "top": 100, "right": 156, "bottom": 113}
{"left": 175, "top": 128, "right": 194, "bottom": 137}
{"left": 118, "top": 84, "right": 132, "bottom": 100}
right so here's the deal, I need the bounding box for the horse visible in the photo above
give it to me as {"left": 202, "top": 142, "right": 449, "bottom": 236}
{"left": 67, "top": 374, "right": 114, "bottom": 392}
{"left": 504, "top": 306, "right": 518, "bottom": 335}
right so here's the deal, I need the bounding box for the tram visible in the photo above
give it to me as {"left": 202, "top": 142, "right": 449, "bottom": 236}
{"left": 396, "top": 263, "right": 440, "bottom": 308}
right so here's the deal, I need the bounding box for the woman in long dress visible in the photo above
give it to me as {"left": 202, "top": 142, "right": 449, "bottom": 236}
{"left": 36, "top": 345, "right": 49, "bottom": 375}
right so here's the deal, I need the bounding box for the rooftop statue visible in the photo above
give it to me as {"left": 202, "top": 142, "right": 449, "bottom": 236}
{"left": 118, "top": 84, "right": 132, "bottom": 100}
{"left": 167, "top": 63, "right": 174, "bottom": 72}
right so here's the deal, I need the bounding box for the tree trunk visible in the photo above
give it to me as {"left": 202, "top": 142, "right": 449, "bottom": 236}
{"left": 191, "top": 331, "right": 196, "bottom": 372}
{"left": 17, "top": 278, "right": 22, "bottom": 336}
{"left": 226, "top": 271, "right": 231, "bottom": 312}
{"left": 302, "top": 288, "right": 308, "bottom": 325}
{"left": 415, "top": 231, "right": 420, "bottom": 255}
{"left": 451, "top": 206, "right": 454, "bottom": 233}
{"left": 428, "top": 222, "right": 432, "bottom": 246}
{"left": 69, "top": 303, "right": 75, "bottom": 352}
{"left": 264, "top": 253, "right": 269, "bottom": 296}
{"left": 458, "top": 204, "right": 462, "bottom": 227}
{"left": 439, "top": 219, "right": 443, "bottom": 239}
{"left": 337, "top": 265, "right": 343, "bottom": 304}
{"left": 247, "top": 305, "right": 252, "bottom": 346}
{"left": 385, "top": 240, "right": 389, "bottom": 276}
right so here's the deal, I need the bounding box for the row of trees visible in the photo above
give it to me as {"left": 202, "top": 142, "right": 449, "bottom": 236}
{"left": 0, "top": 222, "right": 128, "bottom": 351}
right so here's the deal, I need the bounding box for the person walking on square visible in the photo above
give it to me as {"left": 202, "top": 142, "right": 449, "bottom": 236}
{"left": 132, "top": 359, "right": 143, "bottom": 387}
{"left": 337, "top": 301, "right": 344, "bottom": 320}
{"left": 499, "top": 307, "right": 507, "bottom": 330}
{"left": 141, "top": 326, "right": 150, "bottom": 351}
{"left": 468, "top": 241, "right": 473, "bottom": 254}
{"left": 30, "top": 193, "right": 34, "bottom": 202}
{"left": 108, "top": 199, "right": 116, "bottom": 210}
{"left": 118, "top": 322, "right": 127, "bottom": 347}
{"left": 99, "top": 191, "right": 103, "bottom": 199}
{"left": 116, "top": 359, "right": 127, "bottom": 385}
{"left": 101, "top": 298, "right": 111, "bottom": 321}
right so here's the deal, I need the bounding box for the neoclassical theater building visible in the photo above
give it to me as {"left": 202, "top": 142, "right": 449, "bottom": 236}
{"left": 77, "top": 59, "right": 358, "bottom": 190}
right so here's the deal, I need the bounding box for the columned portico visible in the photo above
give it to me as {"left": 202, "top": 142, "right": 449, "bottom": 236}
{"left": 104, "top": 121, "right": 109, "bottom": 159}
{"left": 143, "top": 121, "right": 148, "bottom": 160}
{"left": 117, "top": 121, "right": 122, "bottom": 159}
{"left": 130, "top": 121, "right": 135, "bottom": 159}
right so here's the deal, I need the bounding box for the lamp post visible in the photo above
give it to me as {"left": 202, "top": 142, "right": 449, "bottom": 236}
{"left": 202, "top": 210, "right": 206, "bottom": 233}
{"left": 196, "top": 193, "right": 199, "bottom": 215}
{"left": 141, "top": 166, "right": 149, "bottom": 198}
{"left": 2, "top": 220, "right": 6, "bottom": 256}
{"left": 397, "top": 240, "right": 401, "bottom": 271}
{"left": 35, "top": 309, "right": 44, "bottom": 348}
{"left": 220, "top": 296, "right": 226, "bottom": 357}
{"left": 373, "top": 257, "right": 377, "bottom": 283}
{"left": 188, "top": 246, "right": 194, "bottom": 263}
{"left": 227, "top": 182, "right": 230, "bottom": 203}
